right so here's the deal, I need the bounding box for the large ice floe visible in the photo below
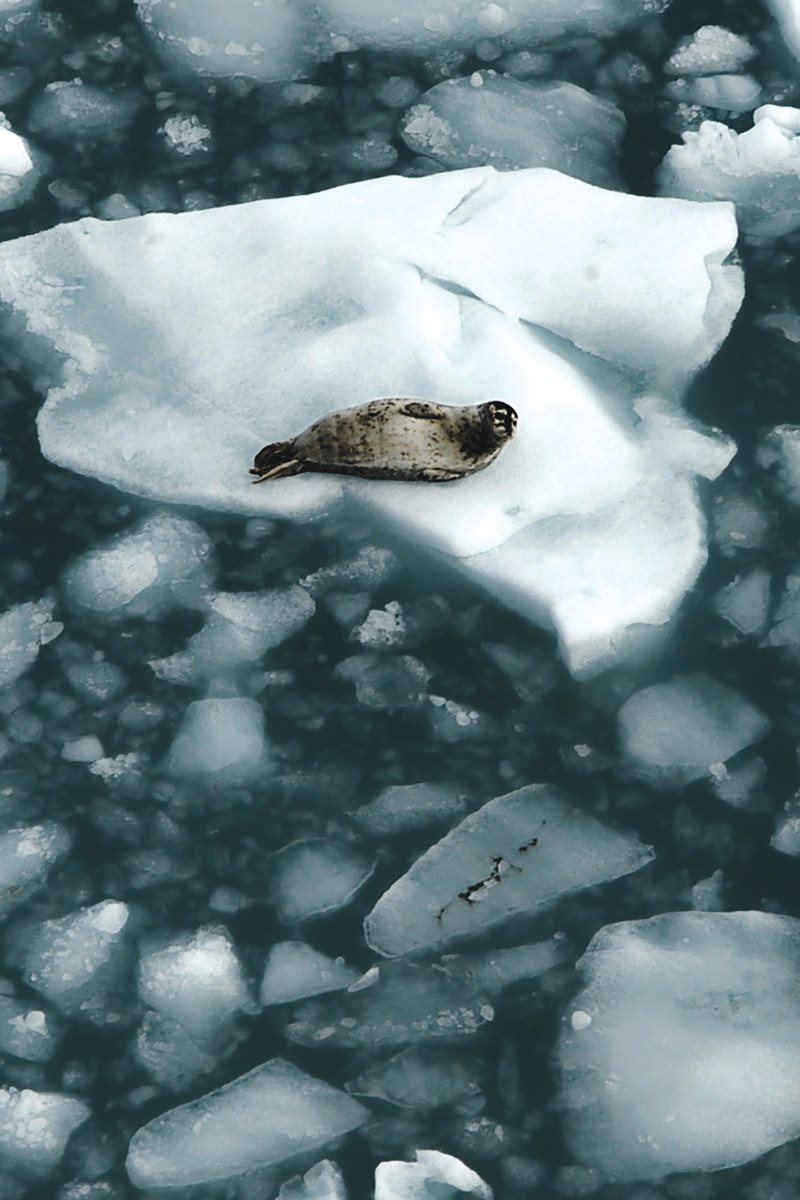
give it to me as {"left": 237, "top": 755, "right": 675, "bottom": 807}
{"left": 559, "top": 912, "right": 800, "bottom": 1180}
{"left": 0, "top": 167, "right": 743, "bottom": 676}
{"left": 135, "top": 0, "right": 670, "bottom": 83}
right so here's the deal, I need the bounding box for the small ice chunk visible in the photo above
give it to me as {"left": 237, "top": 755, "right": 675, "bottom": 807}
{"left": 336, "top": 654, "right": 429, "bottom": 710}
{"left": 161, "top": 113, "right": 211, "bottom": 155}
{"left": 350, "top": 601, "right": 406, "bottom": 649}
{"left": 757, "top": 424, "right": 800, "bottom": 505}
{"left": 0, "top": 1088, "right": 89, "bottom": 1178}
{"left": 375, "top": 1149, "right": 491, "bottom": 1199}
{"left": 278, "top": 1160, "right": 348, "bottom": 1199}
{"left": 22, "top": 900, "right": 133, "bottom": 1026}
{"left": 135, "top": 1009, "right": 218, "bottom": 1091}
{"left": 0, "top": 996, "right": 60, "bottom": 1062}
{"left": 347, "top": 1045, "right": 483, "bottom": 1109}
{"left": 665, "top": 26, "right": 756, "bottom": 76}
{"left": 271, "top": 839, "right": 376, "bottom": 924}
{"left": 559, "top": 912, "right": 800, "bottom": 1179}
{"left": 711, "top": 756, "right": 769, "bottom": 811}
{"left": 260, "top": 942, "right": 359, "bottom": 1006}
{"left": 713, "top": 568, "right": 771, "bottom": 635}
{"left": 166, "top": 698, "right": 267, "bottom": 781}
{"left": 771, "top": 799, "right": 800, "bottom": 856}
{"left": 66, "top": 659, "right": 125, "bottom": 704}
{"left": 0, "top": 119, "right": 36, "bottom": 213}
{"left": 691, "top": 869, "right": 726, "bottom": 910}
{"left": 442, "top": 939, "right": 566, "bottom": 993}
{"left": 351, "top": 782, "right": 468, "bottom": 836}
{"left": 286, "top": 962, "right": 493, "bottom": 1049}
{"left": 619, "top": 674, "right": 769, "bottom": 786}
{"left": 658, "top": 108, "right": 800, "bottom": 238}
{"left": 765, "top": 0, "right": 800, "bottom": 60}
{"left": 665, "top": 74, "right": 761, "bottom": 113}
{"left": 767, "top": 571, "right": 800, "bottom": 648}
{"left": 151, "top": 585, "right": 314, "bottom": 683}
{"left": 61, "top": 735, "right": 104, "bottom": 763}
{"left": 126, "top": 1058, "right": 367, "bottom": 1188}
{"left": 29, "top": 80, "right": 141, "bottom": 140}
{"left": 0, "top": 597, "right": 54, "bottom": 688}
{"left": 365, "top": 785, "right": 652, "bottom": 958}
{"left": 63, "top": 512, "right": 212, "bottom": 620}
{"left": 0, "top": 822, "right": 72, "bottom": 917}
{"left": 402, "top": 78, "right": 624, "bottom": 187}
{"left": 138, "top": 927, "right": 251, "bottom": 1040}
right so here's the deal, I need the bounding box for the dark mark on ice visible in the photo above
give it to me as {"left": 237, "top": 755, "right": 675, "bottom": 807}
{"left": 436, "top": 832, "right": 542, "bottom": 921}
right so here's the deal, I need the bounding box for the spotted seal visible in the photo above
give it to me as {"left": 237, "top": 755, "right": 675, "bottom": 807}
{"left": 250, "top": 398, "right": 518, "bottom": 483}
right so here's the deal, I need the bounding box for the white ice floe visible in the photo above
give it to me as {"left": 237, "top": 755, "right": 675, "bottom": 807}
{"left": 166, "top": 697, "right": 267, "bottom": 781}
{"left": 126, "top": 1058, "right": 367, "bottom": 1187}
{"left": 665, "top": 26, "right": 755, "bottom": 77}
{"left": 617, "top": 673, "right": 769, "bottom": 786}
{"left": 260, "top": 942, "right": 360, "bottom": 1006}
{"left": 365, "top": 785, "right": 652, "bottom": 957}
{"left": 22, "top": 899, "right": 132, "bottom": 1026}
{"left": 0, "top": 822, "right": 72, "bottom": 917}
{"left": 0, "top": 596, "right": 55, "bottom": 688}
{"left": 766, "top": 0, "right": 800, "bottom": 59}
{"left": 559, "top": 912, "right": 800, "bottom": 1180}
{"left": 138, "top": 927, "right": 252, "bottom": 1040}
{"left": 0, "top": 1087, "right": 89, "bottom": 1178}
{"left": 659, "top": 105, "right": 800, "bottom": 238}
{"left": 375, "top": 1149, "right": 491, "bottom": 1199}
{"left": 0, "top": 168, "right": 742, "bottom": 677}
{"left": 402, "top": 76, "right": 624, "bottom": 186}
{"left": 136, "top": 0, "right": 668, "bottom": 81}
{"left": 278, "top": 1160, "right": 348, "bottom": 1199}
{"left": 0, "top": 118, "right": 37, "bottom": 213}
{"left": 271, "top": 838, "right": 376, "bottom": 924}
{"left": 63, "top": 512, "right": 212, "bottom": 620}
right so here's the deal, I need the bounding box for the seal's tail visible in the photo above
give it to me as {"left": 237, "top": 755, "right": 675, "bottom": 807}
{"left": 250, "top": 439, "right": 305, "bottom": 483}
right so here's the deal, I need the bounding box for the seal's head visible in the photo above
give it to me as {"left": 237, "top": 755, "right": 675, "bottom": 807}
{"left": 481, "top": 400, "right": 518, "bottom": 446}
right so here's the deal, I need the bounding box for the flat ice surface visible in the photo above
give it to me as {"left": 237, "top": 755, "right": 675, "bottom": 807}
{"left": 559, "top": 912, "right": 800, "bottom": 1180}
{"left": 271, "top": 839, "right": 376, "bottom": 923}
{"left": 402, "top": 77, "right": 624, "bottom": 186}
{"left": 166, "top": 698, "right": 267, "bottom": 780}
{"left": 0, "top": 1087, "right": 89, "bottom": 1177}
{"left": 375, "top": 1150, "right": 492, "bottom": 1199}
{"left": 126, "top": 1058, "right": 367, "bottom": 1187}
{"left": 659, "top": 106, "right": 800, "bottom": 238}
{"left": 365, "top": 785, "right": 653, "bottom": 957}
{"left": 618, "top": 672, "right": 769, "bottom": 785}
{"left": 260, "top": 942, "right": 360, "bottom": 1006}
{"left": 0, "top": 168, "right": 743, "bottom": 676}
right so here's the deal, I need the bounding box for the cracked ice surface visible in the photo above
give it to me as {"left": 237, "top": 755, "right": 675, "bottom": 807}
{"left": 0, "top": 167, "right": 743, "bottom": 676}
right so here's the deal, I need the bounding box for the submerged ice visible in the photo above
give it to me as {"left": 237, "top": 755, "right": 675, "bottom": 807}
{"left": 0, "top": 166, "right": 743, "bottom": 677}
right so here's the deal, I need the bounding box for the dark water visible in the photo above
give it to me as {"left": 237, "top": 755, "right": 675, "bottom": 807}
{"left": 1, "top": 1, "right": 800, "bottom": 1198}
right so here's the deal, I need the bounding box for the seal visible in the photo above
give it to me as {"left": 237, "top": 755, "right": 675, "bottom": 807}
{"left": 250, "top": 398, "right": 518, "bottom": 483}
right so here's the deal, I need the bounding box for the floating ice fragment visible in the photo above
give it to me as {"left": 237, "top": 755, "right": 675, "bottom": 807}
{"left": 138, "top": 927, "right": 251, "bottom": 1040}
{"left": 375, "top": 1149, "right": 491, "bottom": 1199}
{"left": 559, "top": 912, "right": 800, "bottom": 1179}
{"left": 336, "top": 654, "right": 430, "bottom": 710}
{"left": 29, "top": 80, "right": 141, "bottom": 140}
{"left": 442, "top": 938, "right": 566, "bottom": 993}
{"left": 135, "top": 1010, "right": 218, "bottom": 1091}
{"left": 278, "top": 1160, "right": 348, "bottom": 1199}
{"left": 771, "top": 799, "right": 800, "bottom": 856}
{"left": 260, "top": 942, "right": 360, "bottom": 1006}
{"left": 757, "top": 424, "right": 800, "bottom": 504}
{"left": 0, "top": 118, "right": 37, "bottom": 213}
{"left": 765, "top": 0, "right": 800, "bottom": 59}
{"left": 0, "top": 822, "right": 72, "bottom": 917}
{"left": 351, "top": 782, "right": 468, "bottom": 836}
{"left": 271, "top": 838, "right": 376, "bottom": 924}
{"left": 617, "top": 673, "right": 769, "bottom": 786}
{"left": 0, "top": 1087, "right": 89, "bottom": 1178}
{"left": 665, "top": 26, "right": 756, "bottom": 76}
{"left": 365, "top": 785, "right": 653, "bottom": 958}
{"left": 664, "top": 74, "right": 761, "bottom": 113}
{"left": 0, "top": 995, "right": 60, "bottom": 1062}
{"left": 658, "top": 106, "right": 800, "bottom": 238}
{"left": 166, "top": 698, "right": 267, "bottom": 781}
{"left": 0, "top": 167, "right": 742, "bottom": 678}
{"left": 126, "top": 1058, "right": 367, "bottom": 1188}
{"left": 61, "top": 735, "right": 103, "bottom": 762}
{"left": 348, "top": 1045, "right": 484, "bottom": 1109}
{"left": 713, "top": 568, "right": 771, "bottom": 635}
{"left": 63, "top": 512, "right": 212, "bottom": 620}
{"left": 160, "top": 113, "right": 211, "bottom": 155}
{"left": 402, "top": 77, "right": 624, "bottom": 186}
{"left": 0, "top": 597, "right": 54, "bottom": 688}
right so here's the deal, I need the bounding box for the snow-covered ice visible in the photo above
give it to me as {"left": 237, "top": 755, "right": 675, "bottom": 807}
{"left": 271, "top": 838, "right": 376, "bottom": 923}
{"left": 402, "top": 77, "right": 624, "bottom": 186}
{"left": 166, "top": 697, "right": 267, "bottom": 780}
{"left": 617, "top": 673, "right": 769, "bottom": 785}
{"left": 375, "top": 1149, "right": 491, "bottom": 1199}
{"left": 559, "top": 912, "right": 800, "bottom": 1179}
{"left": 0, "top": 995, "right": 61, "bottom": 1062}
{"left": 0, "top": 118, "right": 36, "bottom": 213}
{"left": 63, "top": 512, "right": 212, "bottom": 620}
{"left": 21, "top": 899, "right": 133, "bottom": 1026}
{"left": 125, "top": 1058, "right": 367, "bottom": 1187}
{"left": 0, "top": 167, "right": 743, "bottom": 677}
{"left": 0, "top": 596, "right": 55, "bottom": 688}
{"left": 260, "top": 942, "right": 360, "bottom": 1006}
{"left": 665, "top": 26, "right": 755, "bottom": 76}
{"left": 659, "top": 106, "right": 800, "bottom": 238}
{"left": 0, "top": 822, "right": 72, "bottom": 916}
{"left": 365, "top": 785, "right": 652, "bottom": 957}
{"left": 138, "top": 927, "right": 252, "bottom": 1040}
{"left": 0, "top": 1087, "right": 89, "bottom": 1178}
